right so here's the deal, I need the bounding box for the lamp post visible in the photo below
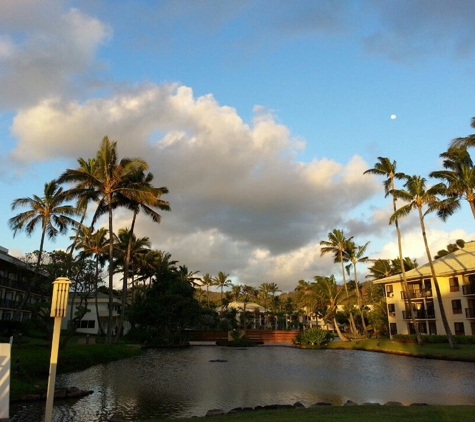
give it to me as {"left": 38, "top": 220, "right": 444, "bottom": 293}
{"left": 44, "top": 277, "right": 71, "bottom": 422}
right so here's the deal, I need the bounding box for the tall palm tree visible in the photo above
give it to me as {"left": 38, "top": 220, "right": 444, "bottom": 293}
{"left": 429, "top": 145, "right": 475, "bottom": 220}
{"left": 9, "top": 180, "right": 79, "bottom": 319}
{"left": 9, "top": 179, "right": 79, "bottom": 268}
{"left": 58, "top": 136, "right": 149, "bottom": 343}
{"left": 313, "top": 275, "right": 350, "bottom": 342}
{"left": 320, "top": 229, "right": 357, "bottom": 335}
{"left": 344, "top": 240, "right": 370, "bottom": 336}
{"left": 176, "top": 265, "right": 200, "bottom": 287}
{"left": 390, "top": 174, "right": 456, "bottom": 348}
{"left": 214, "top": 271, "right": 232, "bottom": 301}
{"left": 364, "top": 157, "right": 423, "bottom": 345}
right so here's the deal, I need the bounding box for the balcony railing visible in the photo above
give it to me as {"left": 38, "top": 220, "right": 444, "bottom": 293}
{"left": 462, "top": 284, "right": 475, "bottom": 295}
{"left": 465, "top": 308, "right": 475, "bottom": 318}
{"left": 402, "top": 310, "right": 435, "bottom": 319}
{"left": 401, "top": 289, "right": 432, "bottom": 299}
{"left": 0, "top": 298, "right": 22, "bottom": 309}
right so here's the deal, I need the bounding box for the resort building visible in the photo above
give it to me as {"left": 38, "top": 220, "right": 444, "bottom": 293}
{"left": 375, "top": 241, "right": 475, "bottom": 337}
{"left": 61, "top": 292, "right": 127, "bottom": 335}
{"left": 0, "top": 245, "right": 49, "bottom": 324}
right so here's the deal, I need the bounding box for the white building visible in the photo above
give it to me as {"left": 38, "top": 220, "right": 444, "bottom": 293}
{"left": 374, "top": 241, "right": 475, "bottom": 337}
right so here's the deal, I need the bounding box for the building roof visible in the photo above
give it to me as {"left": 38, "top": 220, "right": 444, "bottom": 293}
{"left": 219, "top": 301, "right": 266, "bottom": 312}
{"left": 374, "top": 241, "right": 475, "bottom": 284}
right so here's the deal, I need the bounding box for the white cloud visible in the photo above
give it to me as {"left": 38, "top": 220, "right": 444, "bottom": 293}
{"left": 7, "top": 82, "right": 383, "bottom": 291}
{"left": 0, "top": 5, "right": 111, "bottom": 109}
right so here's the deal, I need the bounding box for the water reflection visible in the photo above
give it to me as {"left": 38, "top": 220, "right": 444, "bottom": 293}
{"left": 10, "top": 346, "right": 475, "bottom": 421}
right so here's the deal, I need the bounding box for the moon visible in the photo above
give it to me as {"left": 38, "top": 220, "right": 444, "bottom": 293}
{"left": 390, "top": 114, "right": 397, "bottom": 120}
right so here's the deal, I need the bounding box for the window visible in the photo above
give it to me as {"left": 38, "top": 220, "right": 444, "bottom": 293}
{"left": 2, "top": 313, "right": 11, "bottom": 321}
{"left": 449, "top": 277, "right": 459, "bottom": 292}
{"left": 452, "top": 299, "right": 462, "bottom": 314}
{"left": 388, "top": 304, "right": 396, "bottom": 317}
{"left": 80, "top": 320, "right": 96, "bottom": 329}
{"left": 454, "top": 322, "right": 465, "bottom": 335}
{"left": 386, "top": 285, "right": 394, "bottom": 298}
{"left": 390, "top": 323, "right": 397, "bottom": 335}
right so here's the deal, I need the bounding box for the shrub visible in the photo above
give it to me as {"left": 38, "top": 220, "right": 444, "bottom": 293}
{"left": 294, "top": 328, "right": 332, "bottom": 346}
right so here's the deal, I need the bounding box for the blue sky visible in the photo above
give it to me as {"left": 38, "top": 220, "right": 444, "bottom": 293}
{"left": 1, "top": 0, "right": 475, "bottom": 291}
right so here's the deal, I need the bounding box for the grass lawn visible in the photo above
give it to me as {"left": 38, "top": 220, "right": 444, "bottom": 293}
{"left": 322, "top": 338, "right": 475, "bottom": 361}
{"left": 159, "top": 406, "right": 475, "bottom": 422}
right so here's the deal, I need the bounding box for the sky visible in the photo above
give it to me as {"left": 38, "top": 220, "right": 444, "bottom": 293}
{"left": 1, "top": 0, "right": 475, "bottom": 293}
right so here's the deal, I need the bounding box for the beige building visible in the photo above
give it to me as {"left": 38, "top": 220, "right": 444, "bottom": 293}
{"left": 375, "top": 241, "right": 475, "bottom": 337}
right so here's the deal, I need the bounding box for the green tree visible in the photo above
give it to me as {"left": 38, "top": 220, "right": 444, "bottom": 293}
{"left": 313, "top": 275, "right": 349, "bottom": 342}
{"left": 320, "top": 229, "right": 357, "bottom": 335}
{"left": 59, "top": 136, "right": 149, "bottom": 344}
{"left": 429, "top": 146, "right": 475, "bottom": 220}
{"left": 390, "top": 174, "right": 456, "bottom": 348}
{"left": 364, "top": 157, "right": 423, "bottom": 345}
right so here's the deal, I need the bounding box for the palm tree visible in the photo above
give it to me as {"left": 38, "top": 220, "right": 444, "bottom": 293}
{"left": 364, "top": 157, "right": 423, "bottom": 345}
{"left": 320, "top": 229, "right": 357, "bottom": 335}
{"left": 429, "top": 145, "right": 475, "bottom": 220}
{"left": 58, "top": 136, "right": 149, "bottom": 344}
{"left": 344, "top": 241, "right": 370, "bottom": 336}
{"left": 390, "top": 174, "right": 456, "bottom": 348}
{"left": 201, "top": 273, "right": 215, "bottom": 307}
{"left": 9, "top": 180, "right": 79, "bottom": 319}
{"left": 313, "top": 275, "right": 350, "bottom": 342}
{"left": 176, "top": 265, "right": 200, "bottom": 287}
{"left": 74, "top": 226, "right": 109, "bottom": 335}
{"left": 214, "top": 271, "right": 232, "bottom": 301}
{"left": 450, "top": 116, "right": 475, "bottom": 148}
{"left": 114, "top": 171, "right": 170, "bottom": 340}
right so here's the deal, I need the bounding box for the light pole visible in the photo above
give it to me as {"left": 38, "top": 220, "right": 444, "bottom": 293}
{"left": 44, "top": 277, "right": 71, "bottom": 422}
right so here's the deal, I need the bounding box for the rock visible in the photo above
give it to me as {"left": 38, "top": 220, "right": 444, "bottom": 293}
{"left": 343, "top": 400, "right": 358, "bottom": 406}
{"left": 205, "top": 409, "right": 225, "bottom": 416}
{"left": 384, "top": 401, "right": 403, "bottom": 406}
{"left": 254, "top": 405, "right": 265, "bottom": 411}
{"left": 293, "top": 401, "right": 305, "bottom": 408}
{"left": 410, "top": 402, "right": 428, "bottom": 406}
{"left": 310, "top": 402, "right": 332, "bottom": 407}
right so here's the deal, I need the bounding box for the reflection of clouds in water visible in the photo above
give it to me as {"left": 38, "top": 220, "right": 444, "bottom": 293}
{"left": 10, "top": 348, "right": 475, "bottom": 421}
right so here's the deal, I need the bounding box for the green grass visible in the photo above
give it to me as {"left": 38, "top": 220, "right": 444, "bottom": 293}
{"left": 9, "top": 334, "right": 144, "bottom": 399}
{"left": 321, "top": 338, "right": 475, "bottom": 361}
{"left": 159, "top": 406, "right": 475, "bottom": 422}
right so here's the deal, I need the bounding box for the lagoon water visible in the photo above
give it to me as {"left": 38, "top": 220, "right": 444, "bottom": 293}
{"left": 10, "top": 346, "right": 475, "bottom": 421}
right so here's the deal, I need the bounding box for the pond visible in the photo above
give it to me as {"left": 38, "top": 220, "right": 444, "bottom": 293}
{"left": 10, "top": 345, "right": 475, "bottom": 421}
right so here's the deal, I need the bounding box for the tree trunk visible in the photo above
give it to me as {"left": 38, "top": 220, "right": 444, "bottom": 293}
{"left": 115, "top": 212, "right": 137, "bottom": 343}
{"left": 106, "top": 198, "right": 114, "bottom": 344}
{"left": 339, "top": 251, "right": 357, "bottom": 335}
{"left": 391, "top": 182, "right": 423, "bottom": 345}
{"left": 418, "top": 206, "right": 456, "bottom": 349}
{"left": 333, "top": 316, "right": 349, "bottom": 342}
{"left": 353, "top": 262, "right": 368, "bottom": 336}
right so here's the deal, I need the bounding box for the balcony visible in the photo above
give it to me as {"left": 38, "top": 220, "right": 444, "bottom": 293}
{"left": 402, "top": 310, "right": 435, "bottom": 319}
{"left": 465, "top": 308, "right": 475, "bottom": 318}
{"left": 0, "top": 298, "right": 21, "bottom": 310}
{"left": 401, "top": 289, "right": 432, "bottom": 299}
{"left": 462, "top": 284, "right": 475, "bottom": 296}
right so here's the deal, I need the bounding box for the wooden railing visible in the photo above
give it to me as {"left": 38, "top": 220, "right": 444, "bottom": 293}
{"left": 187, "top": 329, "right": 299, "bottom": 343}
